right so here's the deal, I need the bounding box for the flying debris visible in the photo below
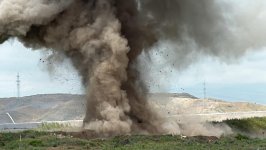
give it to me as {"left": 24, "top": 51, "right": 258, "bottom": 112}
{"left": 1, "top": 0, "right": 266, "bottom": 137}
{"left": 0, "top": 34, "right": 9, "bottom": 44}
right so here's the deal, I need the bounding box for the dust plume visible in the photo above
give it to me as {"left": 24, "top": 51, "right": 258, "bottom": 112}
{"left": 1, "top": 0, "right": 266, "bottom": 137}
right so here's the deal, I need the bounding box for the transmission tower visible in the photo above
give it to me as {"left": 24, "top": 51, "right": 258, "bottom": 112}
{"left": 203, "top": 81, "right": 206, "bottom": 99}
{"left": 16, "top": 73, "right": 20, "bottom": 99}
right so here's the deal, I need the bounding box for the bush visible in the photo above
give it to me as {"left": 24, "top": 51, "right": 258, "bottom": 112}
{"left": 29, "top": 140, "right": 43, "bottom": 147}
{"left": 39, "top": 122, "right": 70, "bottom": 131}
{"left": 216, "top": 117, "right": 266, "bottom": 133}
{"left": 235, "top": 134, "right": 249, "bottom": 140}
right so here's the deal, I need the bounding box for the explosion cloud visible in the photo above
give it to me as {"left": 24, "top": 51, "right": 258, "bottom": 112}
{"left": 1, "top": 0, "right": 266, "bottom": 136}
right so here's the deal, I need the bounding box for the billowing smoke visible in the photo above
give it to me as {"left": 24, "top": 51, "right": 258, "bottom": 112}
{"left": 1, "top": 0, "right": 266, "bottom": 136}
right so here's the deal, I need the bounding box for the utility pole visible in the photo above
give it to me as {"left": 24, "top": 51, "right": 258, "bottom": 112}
{"left": 203, "top": 81, "right": 206, "bottom": 99}
{"left": 16, "top": 73, "right": 20, "bottom": 100}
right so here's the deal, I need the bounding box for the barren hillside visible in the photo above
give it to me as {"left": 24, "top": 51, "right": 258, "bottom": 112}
{"left": 0, "top": 93, "right": 265, "bottom": 124}
{"left": 0, "top": 94, "right": 86, "bottom": 123}
{"left": 150, "top": 93, "right": 266, "bottom": 115}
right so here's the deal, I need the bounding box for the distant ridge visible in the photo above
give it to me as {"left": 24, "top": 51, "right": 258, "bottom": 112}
{"left": 1, "top": 93, "right": 265, "bottom": 124}
{"left": 171, "top": 93, "right": 198, "bottom": 99}
{"left": 0, "top": 94, "right": 86, "bottom": 124}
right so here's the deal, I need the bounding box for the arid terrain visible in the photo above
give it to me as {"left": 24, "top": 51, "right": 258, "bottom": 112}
{"left": 1, "top": 94, "right": 266, "bottom": 149}
{"left": 0, "top": 93, "right": 266, "bottom": 124}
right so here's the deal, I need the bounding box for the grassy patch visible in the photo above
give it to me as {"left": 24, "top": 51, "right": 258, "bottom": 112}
{"left": 222, "top": 117, "right": 266, "bottom": 133}
{"left": 0, "top": 131, "right": 266, "bottom": 150}
{"left": 0, "top": 130, "right": 88, "bottom": 149}
{"left": 37, "top": 122, "right": 70, "bottom": 131}
{"left": 1, "top": 117, "right": 266, "bottom": 149}
{"left": 29, "top": 140, "right": 43, "bottom": 147}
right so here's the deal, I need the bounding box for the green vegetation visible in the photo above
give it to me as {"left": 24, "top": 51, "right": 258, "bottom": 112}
{"left": 223, "top": 117, "right": 266, "bottom": 133}
{"left": 0, "top": 117, "right": 266, "bottom": 149}
{"left": 0, "top": 131, "right": 266, "bottom": 150}
{"left": 0, "top": 130, "right": 88, "bottom": 150}
{"left": 37, "top": 122, "right": 71, "bottom": 131}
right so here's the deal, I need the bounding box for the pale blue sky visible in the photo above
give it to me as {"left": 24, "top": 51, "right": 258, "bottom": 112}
{"left": 0, "top": 40, "right": 83, "bottom": 97}
{"left": 137, "top": 45, "right": 266, "bottom": 104}
{"left": 148, "top": 50, "right": 266, "bottom": 104}
{"left": 0, "top": 39, "right": 266, "bottom": 104}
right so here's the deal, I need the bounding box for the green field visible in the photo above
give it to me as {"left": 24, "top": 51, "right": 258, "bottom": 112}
{"left": 0, "top": 117, "right": 266, "bottom": 150}
{"left": 1, "top": 131, "right": 266, "bottom": 150}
